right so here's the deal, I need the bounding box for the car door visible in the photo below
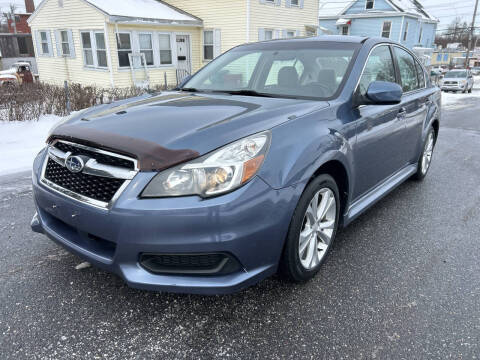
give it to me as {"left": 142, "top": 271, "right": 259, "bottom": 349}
{"left": 393, "top": 46, "right": 431, "bottom": 165}
{"left": 352, "top": 44, "right": 408, "bottom": 199}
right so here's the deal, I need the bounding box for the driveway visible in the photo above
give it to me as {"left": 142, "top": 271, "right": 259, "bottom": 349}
{"left": 1, "top": 95, "right": 479, "bottom": 359}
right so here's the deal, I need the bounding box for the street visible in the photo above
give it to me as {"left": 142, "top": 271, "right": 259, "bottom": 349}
{"left": 1, "top": 94, "right": 479, "bottom": 359}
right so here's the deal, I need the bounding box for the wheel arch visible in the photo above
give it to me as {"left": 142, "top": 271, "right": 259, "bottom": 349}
{"left": 308, "top": 159, "right": 350, "bottom": 225}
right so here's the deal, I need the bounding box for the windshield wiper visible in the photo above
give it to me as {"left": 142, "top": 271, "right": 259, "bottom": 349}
{"left": 180, "top": 87, "right": 200, "bottom": 92}
{"left": 213, "top": 89, "right": 278, "bottom": 98}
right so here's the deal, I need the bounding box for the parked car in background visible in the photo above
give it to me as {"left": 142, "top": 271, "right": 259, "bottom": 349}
{"left": 471, "top": 67, "right": 480, "bottom": 75}
{"left": 0, "top": 62, "right": 34, "bottom": 86}
{"left": 440, "top": 69, "right": 474, "bottom": 93}
{"left": 431, "top": 66, "right": 447, "bottom": 75}
{"left": 31, "top": 36, "right": 441, "bottom": 294}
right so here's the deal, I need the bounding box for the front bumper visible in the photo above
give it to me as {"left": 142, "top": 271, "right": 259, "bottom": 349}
{"left": 31, "top": 149, "right": 300, "bottom": 294}
{"left": 441, "top": 84, "right": 466, "bottom": 91}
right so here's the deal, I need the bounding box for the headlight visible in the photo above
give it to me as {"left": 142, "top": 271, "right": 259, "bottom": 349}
{"left": 141, "top": 131, "right": 271, "bottom": 198}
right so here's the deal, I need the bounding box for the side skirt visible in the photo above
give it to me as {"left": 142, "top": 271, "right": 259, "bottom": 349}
{"left": 343, "top": 164, "right": 417, "bottom": 227}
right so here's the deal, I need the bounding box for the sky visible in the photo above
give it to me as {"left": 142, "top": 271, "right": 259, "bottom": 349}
{"left": 0, "top": 0, "right": 479, "bottom": 32}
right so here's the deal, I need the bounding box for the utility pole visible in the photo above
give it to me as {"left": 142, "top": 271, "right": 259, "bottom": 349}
{"left": 465, "top": 0, "right": 479, "bottom": 68}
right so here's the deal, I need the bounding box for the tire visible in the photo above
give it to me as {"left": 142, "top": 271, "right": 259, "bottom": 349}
{"left": 412, "top": 127, "right": 436, "bottom": 181}
{"left": 468, "top": 87, "right": 472, "bottom": 93}
{"left": 279, "top": 174, "right": 340, "bottom": 282}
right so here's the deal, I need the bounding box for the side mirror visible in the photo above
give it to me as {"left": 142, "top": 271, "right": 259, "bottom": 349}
{"left": 365, "top": 81, "right": 403, "bottom": 105}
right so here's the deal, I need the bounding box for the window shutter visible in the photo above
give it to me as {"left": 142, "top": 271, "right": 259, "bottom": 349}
{"left": 67, "top": 30, "right": 75, "bottom": 58}
{"left": 214, "top": 29, "right": 221, "bottom": 58}
{"left": 45, "top": 30, "right": 53, "bottom": 56}
{"left": 34, "top": 30, "right": 43, "bottom": 56}
{"left": 299, "top": 0, "right": 304, "bottom": 8}
{"left": 286, "top": 0, "right": 291, "bottom": 6}
{"left": 258, "top": 28, "right": 265, "bottom": 41}
{"left": 55, "top": 30, "right": 62, "bottom": 56}
{"left": 274, "top": 0, "right": 281, "bottom": 5}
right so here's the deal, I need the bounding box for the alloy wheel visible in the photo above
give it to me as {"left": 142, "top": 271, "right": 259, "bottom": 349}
{"left": 298, "top": 188, "right": 336, "bottom": 270}
{"left": 421, "top": 132, "right": 434, "bottom": 175}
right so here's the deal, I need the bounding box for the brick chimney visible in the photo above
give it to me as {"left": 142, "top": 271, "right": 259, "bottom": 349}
{"left": 25, "top": 0, "right": 35, "bottom": 13}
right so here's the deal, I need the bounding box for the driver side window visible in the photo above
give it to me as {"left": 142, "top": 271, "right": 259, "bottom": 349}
{"left": 358, "top": 45, "right": 396, "bottom": 97}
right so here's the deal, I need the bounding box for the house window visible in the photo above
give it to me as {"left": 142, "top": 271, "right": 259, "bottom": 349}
{"left": 159, "top": 34, "right": 172, "bottom": 65}
{"left": 403, "top": 22, "right": 409, "bottom": 41}
{"left": 381, "top": 21, "right": 391, "bottom": 38}
{"left": 15, "top": 15, "right": 20, "bottom": 22}
{"left": 203, "top": 30, "right": 214, "bottom": 60}
{"left": 81, "top": 31, "right": 107, "bottom": 68}
{"left": 265, "top": 0, "right": 275, "bottom": 3}
{"left": 436, "top": 53, "right": 442, "bottom": 62}
{"left": 81, "top": 32, "right": 94, "bottom": 66}
{"left": 443, "top": 54, "right": 448, "bottom": 61}
{"left": 286, "top": 31, "right": 295, "bottom": 38}
{"left": 291, "top": 0, "right": 299, "bottom": 5}
{"left": 95, "top": 32, "right": 107, "bottom": 67}
{"left": 17, "top": 37, "right": 28, "bottom": 55}
{"left": 265, "top": 30, "right": 273, "bottom": 40}
{"left": 58, "top": 0, "right": 63, "bottom": 7}
{"left": 341, "top": 25, "right": 349, "bottom": 35}
{"left": 60, "top": 30, "right": 70, "bottom": 56}
{"left": 40, "top": 31, "right": 50, "bottom": 55}
{"left": 139, "top": 33, "right": 154, "bottom": 66}
{"left": 366, "top": 0, "right": 374, "bottom": 9}
{"left": 117, "top": 33, "right": 132, "bottom": 67}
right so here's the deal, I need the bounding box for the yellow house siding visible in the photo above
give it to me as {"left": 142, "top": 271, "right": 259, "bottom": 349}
{"left": 163, "top": 0, "right": 247, "bottom": 60}
{"left": 249, "top": 0, "right": 318, "bottom": 41}
{"left": 29, "top": 0, "right": 111, "bottom": 87}
{"left": 106, "top": 23, "right": 201, "bottom": 88}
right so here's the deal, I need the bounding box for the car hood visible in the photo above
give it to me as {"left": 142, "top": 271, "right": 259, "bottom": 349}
{"left": 0, "top": 68, "right": 16, "bottom": 76}
{"left": 50, "top": 91, "right": 328, "bottom": 171}
{"left": 442, "top": 77, "right": 467, "bottom": 81}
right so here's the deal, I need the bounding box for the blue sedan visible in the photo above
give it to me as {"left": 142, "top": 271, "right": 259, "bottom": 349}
{"left": 31, "top": 36, "right": 440, "bottom": 294}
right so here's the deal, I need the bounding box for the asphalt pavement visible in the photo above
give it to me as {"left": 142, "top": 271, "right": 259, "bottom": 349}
{"left": 1, "top": 94, "right": 479, "bottom": 359}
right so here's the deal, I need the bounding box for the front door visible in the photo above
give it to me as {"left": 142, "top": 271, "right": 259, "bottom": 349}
{"left": 176, "top": 35, "right": 191, "bottom": 83}
{"left": 352, "top": 45, "right": 408, "bottom": 200}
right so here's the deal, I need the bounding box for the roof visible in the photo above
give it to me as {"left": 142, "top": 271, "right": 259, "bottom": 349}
{"left": 319, "top": 0, "right": 437, "bottom": 22}
{"left": 85, "top": 0, "right": 199, "bottom": 22}
{"left": 29, "top": 0, "right": 202, "bottom": 25}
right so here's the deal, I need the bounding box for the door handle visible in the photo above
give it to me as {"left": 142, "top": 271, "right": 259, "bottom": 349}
{"left": 397, "top": 107, "right": 407, "bottom": 119}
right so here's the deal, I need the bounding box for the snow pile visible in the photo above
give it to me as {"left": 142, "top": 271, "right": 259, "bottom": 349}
{"left": 0, "top": 115, "right": 62, "bottom": 175}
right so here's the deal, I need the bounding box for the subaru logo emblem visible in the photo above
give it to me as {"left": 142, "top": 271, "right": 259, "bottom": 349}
{"left": 65, "top": 155, "right": 85, "bottom": 173}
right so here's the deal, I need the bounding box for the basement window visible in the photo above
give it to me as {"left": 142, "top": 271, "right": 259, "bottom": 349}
{"left": 366, "top": 0, "right": 374, "bottom": 9}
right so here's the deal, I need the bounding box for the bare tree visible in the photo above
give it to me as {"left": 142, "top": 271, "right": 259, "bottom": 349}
{"left": 2, "top": 4, "right": 17, "bottom": 33}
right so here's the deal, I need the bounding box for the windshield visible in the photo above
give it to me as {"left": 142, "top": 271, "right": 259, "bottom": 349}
{"left": 183, "top": 41, "right": 359, "bottom": 100}
{"left": 445, "top": 71, "right": 467, "bottom": 78}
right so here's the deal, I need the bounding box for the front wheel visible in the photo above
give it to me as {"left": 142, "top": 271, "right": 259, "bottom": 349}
{"left": 280, "top": 174, "right": 340, "bottom": 282}
{"left": 412, "top": 127, "right": 435, "bottom": 181}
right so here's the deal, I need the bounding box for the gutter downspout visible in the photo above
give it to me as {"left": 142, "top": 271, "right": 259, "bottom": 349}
{"left": 104, "top": 21, "right": 115, "bottom": 88}
{"left": 398, "top": 16, "right": 405, "bottom": 43}
{"left": 246, "top": 0, "right": 251, "bottom": 42}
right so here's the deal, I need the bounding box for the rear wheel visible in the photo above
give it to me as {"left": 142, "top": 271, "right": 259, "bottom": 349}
{"left": 413, "top": 127, "right": 435, "bottom": 181}
{"left": 280, "top": 174, "right": 340, "bottom": 282}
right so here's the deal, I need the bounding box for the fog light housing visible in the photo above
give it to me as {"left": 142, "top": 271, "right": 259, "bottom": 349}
{"left": 139, "top": 252, "right": 243, "bottom": 275}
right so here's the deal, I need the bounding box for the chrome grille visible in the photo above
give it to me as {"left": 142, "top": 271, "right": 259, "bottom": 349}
{"left": 40, "top": 140, "right": 138, "bottom": 209}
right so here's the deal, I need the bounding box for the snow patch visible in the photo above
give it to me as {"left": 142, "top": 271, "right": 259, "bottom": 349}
{"left": 0, "top": 115, "right": 62, "bottom": 176}
{"left": 85, "top": 0, "right": 198, "bottom": 22}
